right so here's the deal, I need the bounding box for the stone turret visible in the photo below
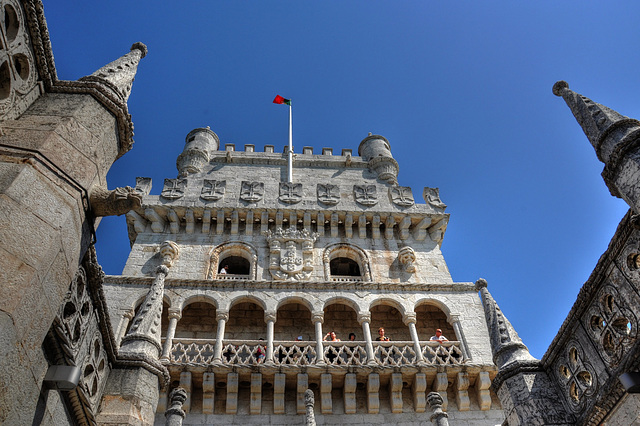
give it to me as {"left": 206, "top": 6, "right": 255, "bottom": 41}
{"left": 477, "top": 279, "right": 574, "bottom": 425}
{"left": 80, "top": 42, "right": 148, "bottom": 102}
{"left": 358, "top": 133, "right": 399, "bottom": 184}
{"left": 177, "top": 127, "right": 220, "bottom": 176}
{"left": 553, "top": 81, "right": 640, "bottom": 212}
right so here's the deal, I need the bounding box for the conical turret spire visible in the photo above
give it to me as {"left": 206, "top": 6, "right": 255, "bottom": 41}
{"left": 553, "top": 80, "right": 640, "bottom": 163}
{"left": 80, "top": 42, "right": 148, "bottom": 102}
{"left": 476, "top": 279, "right": 536, "bottom": 369}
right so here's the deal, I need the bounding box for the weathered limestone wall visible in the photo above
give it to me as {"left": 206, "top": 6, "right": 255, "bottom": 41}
{"left": 0, "top": 92, "right": 121, "bottom": 425}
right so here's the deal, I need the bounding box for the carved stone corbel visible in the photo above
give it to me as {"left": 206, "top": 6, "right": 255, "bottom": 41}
{"left": 89, "top": 185, "right": 142, "bottom": 217}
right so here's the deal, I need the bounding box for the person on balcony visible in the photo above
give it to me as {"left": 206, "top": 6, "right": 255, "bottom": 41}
{"left": 376, "top": 327, "right": 390, "bottom": 341}
{"left": 256, "top": 338, "right": 265, "bottom": 363}
{"left": 323, "top": 331, "right": 340, "bottom": 364}
{"left": 219, "top": 265, "right": 229, "bottom": 274}
{"left": 348, "top": 333, "right": 356, "bottom": 341}
{"left": 323, "top": 331, "right": 340, "bottom": 341}
{"left": 430, "top": 329, "right": 448, "bottom": 343}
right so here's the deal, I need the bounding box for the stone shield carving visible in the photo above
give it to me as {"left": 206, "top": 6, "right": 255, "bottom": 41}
{"left": 201, "top": 179, "right": 226, "bottom": 201}
{"left": 161, "top": 178, "right": 187, "bottom": 200}
{"left": 390, "top": 186, "right": 414, "bottom": 207}
{"left": 279, "top": 182, "right": 303, "bottom": 204}
{"left": 354, "top": 184, "right": 378, "bottom": 206}
{"left": 317, "top": 184, "right": 340, "bottom": 205}
{"left": 264, "top": 227, "right": 318, "bottom": 281}
{"left": 240, "top": 181, "right": 264, "bottom": 202}
{"left": 423, "top": 187, "right": 446, "bottom": 210}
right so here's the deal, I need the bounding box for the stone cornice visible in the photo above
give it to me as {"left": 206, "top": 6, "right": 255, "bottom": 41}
{"left": 105, "top": 275, "right": 474, "bottom": 293}
{"left": 24, "top": 0, "right": 137, "bottom": 159}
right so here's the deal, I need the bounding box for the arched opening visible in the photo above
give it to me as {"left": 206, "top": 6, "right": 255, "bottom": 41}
{"left": 275, "top": 302, "right": 314, "bottom": 341}
{"left": 174, "top": 301, "right": 217, "bottom": 339}
{"left": 330, "top": 257, "right": 360, "bottom": 277}
{"left": 226, "top": 301, "right": 265, "bottom": 340}
{"left": 415, "top": 304, "right": 456, "bottom": 341}
{"left": 274, "top": 302, "right": 315, "bottom": 365}
{"left": 370, "top": 304, "right": 410, "bottom": 341}
{"left": 323, "top": 302, "right": 359, "bottom": 341}
{"left": 323, "top": 243, "right": 370, "bottom": 281}
{"left": 218, "top": 255, "right": 250, "bottom": 275}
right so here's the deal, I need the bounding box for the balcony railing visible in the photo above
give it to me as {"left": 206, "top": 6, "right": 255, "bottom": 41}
{"left": 215, "top": 274, "right": 250, "bottom": 280}
{"left": 169, "top": 339, "right": 464, "bottom": 367}
{"left": 329, "top": 275, "right": 364, "bottom": 282}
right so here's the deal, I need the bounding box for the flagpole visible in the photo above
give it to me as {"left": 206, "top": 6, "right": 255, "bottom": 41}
{"left": 288, "top": 103, "right": 293, "bottom": 183}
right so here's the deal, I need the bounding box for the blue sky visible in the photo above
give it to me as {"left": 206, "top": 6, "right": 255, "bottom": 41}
{"left": 44, "top": 1, "right": 637, "bottom": 358}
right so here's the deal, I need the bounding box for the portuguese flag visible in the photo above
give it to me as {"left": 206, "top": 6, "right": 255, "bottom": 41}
{"left": 273, "top": 95, "right": 291, "bottom": 105}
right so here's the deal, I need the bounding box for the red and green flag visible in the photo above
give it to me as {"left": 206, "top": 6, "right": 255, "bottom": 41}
{"left": 273, "top": 95, "right": 291, "bottom": 105}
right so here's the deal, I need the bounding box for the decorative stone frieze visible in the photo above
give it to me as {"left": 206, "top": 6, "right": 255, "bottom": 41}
{"left": 354, "top": 184, "right": 378, "bottom": 206}
{"left": 240, "top": 181, "right": 264, "bottom": 202}
{"left": 279, "top": 182, "right": 303, "bottom": 203}
{"left": 390, "top": 186, "right": 415, "bottom": 207}
{"left": 264, "top": 227, "right": 319, "bottom": 281}
{"left": 398, "top": 246, "right": 417, "bottom": 273}
{"left": 423, "top": 187, "right": 447, "bottom": 210}
{"left": 161, "top": 178, "right": 187, "bottom": 200}
{"left": 200, "top": 179, "right": 226, "bottom": 201}
{"left": 317, "top": 183, "right": 340, "bottom": 205}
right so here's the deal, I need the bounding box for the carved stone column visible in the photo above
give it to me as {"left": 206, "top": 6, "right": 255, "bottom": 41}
{"left": 117, "top": 308, "right": 135, "bottom": 346}
{"left": 312, "top": 311, "right": 325, "bottom": 364}
{"left": 165, "top": 387, "right": 187, "bottom": 426}
{"left": 427, "top": 391, "right": 449, "bottom": 426}
{"left": 161, "top": 308, "right": 182, "bottom": 360}
{"left": 448, "top": 313, "right": 471, "bottom": 361}
{"left": 213, "top": 310, "right": 230, "bottom": 362}
{"left": 304, "top": 389, "right": 317, "bottom": 426}
{"left": 404, "top": 312, "right": 425, "bottom": 363}
{"left": 358, "top": 312, "right": 376, "bottom": 364}
{"left": 265, "top": 311, "right": 277, "bottom": 363}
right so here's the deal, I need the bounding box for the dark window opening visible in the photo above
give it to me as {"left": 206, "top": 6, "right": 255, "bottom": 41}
{"left": 330, "top": 257, "right": 360, "bottom": 276}
{"left": 219, "top": 256, "right": 250, "bottom": 275}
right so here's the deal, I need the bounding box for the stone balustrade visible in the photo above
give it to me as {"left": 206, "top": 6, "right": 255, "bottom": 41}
{"left": 169, "top": 339, "right": 464, "bottom": 367}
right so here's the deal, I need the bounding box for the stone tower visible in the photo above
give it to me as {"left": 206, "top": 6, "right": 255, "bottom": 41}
{"left": 103, "top": 130, "right": 505, "bottom": 424}
{"left": 0, "top": 1, "right": 151, "bottom": 424}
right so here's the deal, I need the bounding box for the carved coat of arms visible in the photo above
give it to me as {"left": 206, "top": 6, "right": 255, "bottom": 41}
{"left": 161, "top": 178, "right": 187, "bottom": 199}
{"left": 354, "top": 184, "right": 378, "bottom": 206}
{"left": 201, "top": 179, "right": 226, "bottom": 201}
{"left": 264, "top": 227, "right": 319, "bottom": 281}
{"left": 279, "top": 182, "right": 303, "bottom": 204}
{"left": 240, "top": 181, "right": 264, "bottom": 202}
{"left": 317, "top": 183, "right": 340, "bottom": 205}
{"left": 390, "top": 186, "right": 414, "bottom": 207}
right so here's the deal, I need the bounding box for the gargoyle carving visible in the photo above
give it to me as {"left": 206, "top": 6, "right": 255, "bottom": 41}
{"left": 89, "top": 185, "right": 142, "bottom": 217}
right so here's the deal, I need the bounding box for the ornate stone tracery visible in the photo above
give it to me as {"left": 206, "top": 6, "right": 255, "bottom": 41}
{"left": 555, "top": 342, "right": 597, "bottom": 412}
{"left": 585, "top": 284, "right": 637, "bottom": 367}
{"left": 264, "top": 227, "right": 319, "bottom": 281}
